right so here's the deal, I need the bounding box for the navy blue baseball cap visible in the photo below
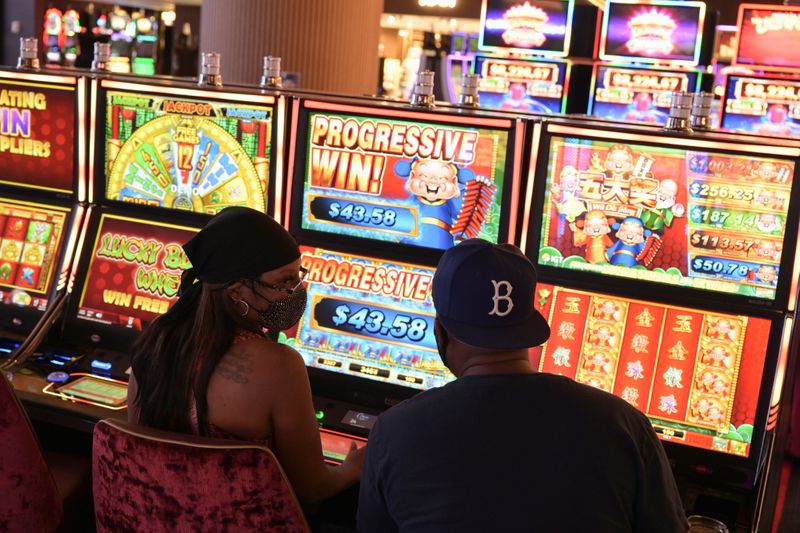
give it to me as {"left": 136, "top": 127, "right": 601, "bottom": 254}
{"left": 432, "top": 239, "right": 550, "bottom": 350}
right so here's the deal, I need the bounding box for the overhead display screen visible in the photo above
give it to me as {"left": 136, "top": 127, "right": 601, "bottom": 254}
{"left": 290, "top": 246, "right": 453, "bottom": 391}
{"left": 0, "top": 78, "right": 75, "bottom": 193}
{"left": 77, "top": 214, "right": 197, "bottom": 330}
{"left": 735, "top": 5, "right": 800, "bottom": 72}
{"left": 104, "top": 89, "right": 273, "bottom": 214}
{"left": 475, "top": 56, "right": 567, "bottom": 114}
{"left": 479, "top": 0, "right": 573, "bottom": 57}
{"left": 532, "top": 283, "right": 771, "bottom": 457}
{"left": 600, "top": 0, "right": 705, "bottom": 66}
{"left": 0, "top": 199, "right": 68, "bottom": 312}
{"left": 537, "top": 136, "right": 794, "bottom": 302}
{"left": 300, "top": 110, "right": 509, "bottom": 251}
{"left": 722, "top": 75, "right": 800, "bottom": 137}
{"left": 590, "top": 65, "right": 698, "bottom": 124}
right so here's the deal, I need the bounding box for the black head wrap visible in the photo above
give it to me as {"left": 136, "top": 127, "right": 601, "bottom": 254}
{"left": 169, "top": 207, "right": 300, "bottom": 315}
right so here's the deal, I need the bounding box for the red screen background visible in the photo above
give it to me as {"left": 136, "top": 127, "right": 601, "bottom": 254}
{"left": 77, "top": 215, "right": 197, "bottom": 330}
{"left": 0, "top": 80, "right": 75, "bottom": 193}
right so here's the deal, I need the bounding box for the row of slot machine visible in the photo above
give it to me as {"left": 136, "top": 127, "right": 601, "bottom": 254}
{"left": 1, "top": 49, "right": 800, "bottom": 530}
{"left": 442, "top": 0, "right": 717, "bottom": 123}
{"left": 443, "top": 0, "right": 800, "bottom": 135}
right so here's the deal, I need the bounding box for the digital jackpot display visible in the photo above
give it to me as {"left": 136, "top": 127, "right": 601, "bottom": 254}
{"left": 475, "top": 56, "right": 567, "bottom": 114}
{"left": 722, "top": 75, "right": 800, "bottom": 137}
{"left": 291, "top": 247, "right": 453, "bottom": 390}
{"left": 590, "top": 65, "right": 698, "bottom": 124}
{"left": 479, "top": 0, "right": 573, "bottom": 57}
{"left": 0, "top": 78, "right": 75, "bottom": 193}
{"left": 532, "top": 283, "right": 771, "bottom": 457}
{"left": 599, "top": 1, "right": 706, "bottom": 66}
{"left": 104, "top": 90, "right": 273, "bottom": 214}
{"left": 300, "top": 110, "right": 508, "bottom": 251}
{"left": 0, "top": 199, "right": 68, "bottom": 311}
{"left": 538, "top": 136, "right": 794, "bottom": 302}
{"left": 77, "top": 214, "right": 196, "bottom": 330}
{"left": 735, "top": 5, "right": 800, "bottom": 72}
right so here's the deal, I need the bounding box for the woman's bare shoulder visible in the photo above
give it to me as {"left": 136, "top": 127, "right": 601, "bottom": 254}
{"left": 214, "top": 337, "right": 307, "bottom": 388}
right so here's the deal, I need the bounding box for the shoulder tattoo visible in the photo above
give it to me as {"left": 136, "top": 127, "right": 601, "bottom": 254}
{"left": 215, "top": 347, "right": 253, "bottom": 384}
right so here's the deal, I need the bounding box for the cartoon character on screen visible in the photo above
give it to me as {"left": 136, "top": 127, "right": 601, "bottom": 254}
{"left": 395, "top": 158, "right": 496, "bottom": 249}
{"left": 757, "top": 104, "right": 800, "bottom": 137}
{"left": 501, "top": 82, "right": 553, "bottom": 114}
{"left": 551, "top": 166, "right": 586, "bottom": 222}
{"left": 751, "top": 240, "right": 780, "bottom": 262}
{"left": 570, "top": 211, "right": 613, "bottom": 264}
{"left": 623, "top": 93, "right": 667, "bottom": 124}
{"left": 747, "top": 264, "right": 778, "bottom": 286}
{"left": 587, "top": 327, "right": 616, "bottom": 349}
{"left": 639, "top": 179, "right": 685, "bottom": 264}
{"left": 606, "top": 217, "right": 650, "bottom": 267}
{"left": 755, "top": 189, "right": 786, "bottom": 211}
{"left": 706, "top": 318, "right": 737, "bottom": 342}
{"left": 756, "top": 213, "right": 782, "bottom": 234}
{"left": 604, "top": 144, "right": 636, "bottom": 177}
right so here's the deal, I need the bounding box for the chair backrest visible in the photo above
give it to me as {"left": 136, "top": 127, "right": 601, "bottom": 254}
{"left": 0, "top": 372, "right": 62, "bottom": 533}
{"left": 92, "top": 418, "right": 310, "bottom": 532}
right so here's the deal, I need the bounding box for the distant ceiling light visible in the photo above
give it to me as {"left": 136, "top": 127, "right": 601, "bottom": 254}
{"left": 399, "top": 29, "right": 409, "bottom": 37}
{"left": 418, "top": 0, "right": 457, "bottom": 7}
{"left": 449, "top": 18, "right": 458, "bottom": 26}
{"left": 161, "top": 10, "right": 176, "bottom": 27}
{"left": 387, "top": 15, "right": 396, "bottom": 24}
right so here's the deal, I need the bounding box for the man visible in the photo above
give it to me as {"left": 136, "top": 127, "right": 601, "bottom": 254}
{"left": 357, "top": 239, "right": 688, "bottom": 532}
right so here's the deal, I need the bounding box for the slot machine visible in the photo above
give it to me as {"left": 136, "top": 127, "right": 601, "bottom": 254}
{"left": 521, "top": 118, "right": 800, "bottom": 531}
{"left": 441, "top": 32, "right": 479, "bottom": 105}
{"left": 284, "top": 96, "right": 528, "bottom": 461}
{"left": 11, "top": 75, "right": 289, "bottom": 428}
{"left": 589, "top": 0, "right": 710, "bottom": 125}
{"left": 0, "top": 67, "right": 88, "bottom": 367}
{"left": 43, "top": 8, "right": 64, "bottom": 66}
{"left": 720, "top": 5, "right": 800, "bottom": 140}
{"left": 474, "top": 0, "right": 596, "bottom": 115}
{"left": 474, "top": 55, "right": 569, "bottom": 114}
{"left": 721, "top": 74, "right": 800, "bottom": 138}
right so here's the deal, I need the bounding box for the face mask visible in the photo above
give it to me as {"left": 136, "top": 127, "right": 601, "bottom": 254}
{"left": 257, "top": 286, "right": 308, "bottom": 334}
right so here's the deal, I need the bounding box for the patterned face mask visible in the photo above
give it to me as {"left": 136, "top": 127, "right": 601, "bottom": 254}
{"left": 256, "top": 286, "right": 308, "bottom": 333}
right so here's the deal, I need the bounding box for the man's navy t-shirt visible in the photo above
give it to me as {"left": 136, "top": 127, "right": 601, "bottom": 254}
{"left": 357, "top": 373, "right": 688, "bottom": 533}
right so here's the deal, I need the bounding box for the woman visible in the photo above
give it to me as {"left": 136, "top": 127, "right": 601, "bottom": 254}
{"left": 128, "top": 206, "right": 363, "bottom": 506}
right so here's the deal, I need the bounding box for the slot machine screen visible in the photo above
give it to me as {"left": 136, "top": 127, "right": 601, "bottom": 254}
{"left": 102, "top": 86, "right": 274, "bottom": 214}
{"left": 475, "top": 56, "right": 567, "bottom": 114}
{"left": 479, "top": 0, "right": 574, "bottom": 57}
{"left": 0, "top": 76, "right": 76, "bottom": 194}
{"left": 467, "top": 33, "right": 480, "bottom": 54}
{"left": 533, "top": 283, "right": 772, "bottom": 458}
{"left": 721, "top": 75, "right": 800, "bottom": 137}
{"left": 535, "top": 134, "right": 795, "bottom": 304}
{"left": 599, "top": 1, "right": 705, "bottom": 66}
{"left": 295, "top": 103, "right": 512, "bottom": 252}
{"left": 451, "top": 32, "right": 467, "bottom": 54}
{"left": 735, "top": 5, "right": 800, "bottom": 72}
{"left": 290, "top": 246, "right": 452, "bottom": 391}
{"left": 76, "top": 214, "right": 196, "bottom": 331}
{"left": 590, "top": 65, "right": 698, "bottom": 124}
{"left": 0, "top": 199, "right": 68, "bottom": 312}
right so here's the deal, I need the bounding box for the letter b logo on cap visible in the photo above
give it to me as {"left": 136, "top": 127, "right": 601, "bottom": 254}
{"left": 489, "top": 280, "right": 514, "bottom": 317}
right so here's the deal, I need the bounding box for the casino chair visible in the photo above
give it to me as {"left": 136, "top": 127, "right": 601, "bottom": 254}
{"left": 0, "top": 371, "right": 92, "bottom": 533}
{"left": 92, "top": 418, "right": 310, "bottom": 532}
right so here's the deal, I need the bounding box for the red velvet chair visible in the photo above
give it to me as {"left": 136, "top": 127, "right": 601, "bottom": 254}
{"left": 92, "top": 418, "right": 310, "bottom": 532}
{"left": 0, "top": 372, "right": 62, "bottom": 533}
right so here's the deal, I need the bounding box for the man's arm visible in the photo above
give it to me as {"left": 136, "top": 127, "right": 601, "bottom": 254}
{"left": 634, "top": 415, "right": 689, "bottom": 533}
{"left": 357, "top": 419, "right": 398, "bottom": 533}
